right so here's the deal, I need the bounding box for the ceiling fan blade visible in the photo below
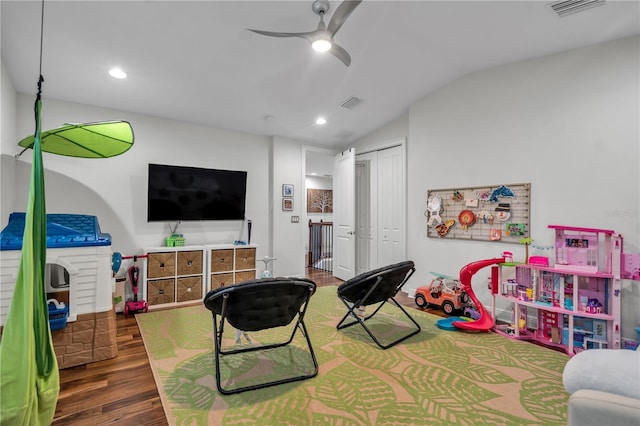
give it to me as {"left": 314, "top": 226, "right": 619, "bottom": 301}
{"left": 329, "top": 43, "right": 351, "bottom": 67}
{"left": 327, "top": 0, "right": 362, "bottom": 36}
{"left": 248, "top": 29, "right": 315, "bottom": 43}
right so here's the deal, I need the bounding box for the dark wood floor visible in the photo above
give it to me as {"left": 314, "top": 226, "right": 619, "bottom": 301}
{"left": 52, "top": 268, "right": 437, "bottom": 425}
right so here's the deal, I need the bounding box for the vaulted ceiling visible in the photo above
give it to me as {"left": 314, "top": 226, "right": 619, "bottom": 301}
{"left": 2, "top": 1, "right": 638, "bottom": 149}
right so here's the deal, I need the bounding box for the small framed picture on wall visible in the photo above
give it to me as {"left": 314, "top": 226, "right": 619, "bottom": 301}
{"left": 282, "top": 198, "right": 294, "bottom": 211}
{"left": 282, "top": 184, "right": 294, "bottom": 197}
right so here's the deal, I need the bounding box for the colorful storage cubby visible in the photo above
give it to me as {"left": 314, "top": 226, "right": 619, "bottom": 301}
{"left": 207, "top": 244, "right": 257, "bottom": 292}
{"left": 143, "top": 246, "right": 205, "bottom": 308}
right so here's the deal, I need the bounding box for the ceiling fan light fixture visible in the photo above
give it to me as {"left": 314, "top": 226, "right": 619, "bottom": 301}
{"left": 315, "top": 117, "right": 327, "bottom": 125}
{"left": 312, "top": 38, "right": 332, "bottom": 52}
{"left": 247, "top": 0, "right": 362, "bottom": 66}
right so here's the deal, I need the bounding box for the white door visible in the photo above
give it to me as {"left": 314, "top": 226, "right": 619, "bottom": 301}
{"left": 377, "top": 145, "right": 406, "bottom": 265}
{"left": 355, "top": 153, "right": 377, "bottom": 275}
{"left": 333, "top": 148, "right": 356, "bottom": 281}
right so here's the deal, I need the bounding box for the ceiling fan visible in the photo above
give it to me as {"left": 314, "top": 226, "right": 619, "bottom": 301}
{"left": 248, "top": 0, "right": 362, "bottom": 67}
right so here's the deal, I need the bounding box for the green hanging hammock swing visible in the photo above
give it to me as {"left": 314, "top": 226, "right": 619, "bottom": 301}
{"left": 1, "top": 1, "right": 134, "bottom": 422}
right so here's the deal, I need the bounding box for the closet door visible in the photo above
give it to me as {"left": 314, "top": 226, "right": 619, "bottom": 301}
{"left": 377, "top": 145, "right": 406, "bottom": 266}
{"left": 355, "top": 152, "right": 377, "bottom": 275}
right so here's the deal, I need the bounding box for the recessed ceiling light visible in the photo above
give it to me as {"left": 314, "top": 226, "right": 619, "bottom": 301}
{"left": 315, "top": 117, "right": 327, "bottom": 125}
{"left": 108, "top": 68, "right": 127, "bottom": 79}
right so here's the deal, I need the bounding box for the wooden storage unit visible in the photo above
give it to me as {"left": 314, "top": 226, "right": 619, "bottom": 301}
{"left": 147, "top": 278, "right": 176, "bottom": 306}
{"left": 143, "top": 246, "right": 206, "bottom": 308}
{"left": 210, "top": 249, "right": 234, "bottom": 273}
{"left": 207, "top": 245, "right": 257, "bottom": 291}
{"left": 235, "top": 248, "right": 256, "bottom": 270}
{"left": 177, "top": 276, "right": 202, "bottom": 303}
{"left": 147, "top": 252, "right": 175, "bottom": 279}
{"left": 143, "top": 244, "right": 257, "bottom": 308}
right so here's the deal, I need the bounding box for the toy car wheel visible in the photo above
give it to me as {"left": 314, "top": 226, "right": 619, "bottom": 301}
{"left": 415, "top": 294, "right": 428, "bottom": 308}
{"left": 442, "top": 301, "right": 455, "bottom": 315}
{"left": 461, "top": 292, "right": 469, "bottom": 304}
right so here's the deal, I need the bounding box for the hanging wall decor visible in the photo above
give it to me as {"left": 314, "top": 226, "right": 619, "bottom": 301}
{"left": 426, "top": 183, "right": 530, "bottom": 243}
{"left": 282, "top": 184, "right": 294, "bottom": 197}
{"left": 306, "top": 189, "right": 333, "bottom": 213}
{"left": 282, "top": 198, "right": 294, "bottom": 211}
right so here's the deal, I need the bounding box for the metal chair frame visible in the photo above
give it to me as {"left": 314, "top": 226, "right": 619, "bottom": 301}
{"left": 336, "top": 261, "right": 421, "bottom": 349}
{"left": 204, "top": 278, "right": 318, "bottom": 394}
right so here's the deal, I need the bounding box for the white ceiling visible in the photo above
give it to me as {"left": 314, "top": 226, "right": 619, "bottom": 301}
{"left": 2, "top": 0, "right": 639, "bottom": 154}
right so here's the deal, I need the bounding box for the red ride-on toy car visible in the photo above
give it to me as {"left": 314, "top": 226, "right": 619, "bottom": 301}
{"left": 414, "top": 275, "right": 470, "bottom": 315}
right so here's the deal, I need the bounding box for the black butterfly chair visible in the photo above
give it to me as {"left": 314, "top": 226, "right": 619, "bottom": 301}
{"left": 336, "top": 261, "right": 420, "bottom": 349}
{"left": 203, "top": 277, "right": 318, "bottom": 395}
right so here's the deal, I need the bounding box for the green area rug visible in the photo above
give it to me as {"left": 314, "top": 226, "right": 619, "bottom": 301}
{"left": 136, "top": 286, "right": 570, "bottom": 425}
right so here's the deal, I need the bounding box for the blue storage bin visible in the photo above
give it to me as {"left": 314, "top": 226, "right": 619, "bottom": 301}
{"left": 48, "top": 301, "right": 69, "bottom": 331}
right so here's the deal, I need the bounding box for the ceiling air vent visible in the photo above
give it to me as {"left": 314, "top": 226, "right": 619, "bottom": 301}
{"left": 547, "top": 0, "right": 605, "bottom": 17}
{"left": 339, "top": 96, "right": 363, "bottom": 110}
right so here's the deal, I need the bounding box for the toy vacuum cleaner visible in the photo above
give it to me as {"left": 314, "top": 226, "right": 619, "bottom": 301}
{"left": 124, "top": 255, "right": 148, "bottom": 316}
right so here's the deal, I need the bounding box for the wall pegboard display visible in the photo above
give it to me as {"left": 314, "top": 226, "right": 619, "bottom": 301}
{"left": 426, "top": 183, "right": 530, "bottom": 243}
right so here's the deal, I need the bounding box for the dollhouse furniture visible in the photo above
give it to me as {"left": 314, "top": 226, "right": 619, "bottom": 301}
{"left": 336, "top": 260, "right": 420, "bottom": 349}
{"left": 203, "top": 277, "right": 318, "bottom": 394}
{"left": 563, "top": 348, "right": 640, "bottom": 426}
{"left": 492, "top": 225, "right": 623, "bottom": 355}
{"left": 0, "top": 213, "right": 117, "bottom": 368}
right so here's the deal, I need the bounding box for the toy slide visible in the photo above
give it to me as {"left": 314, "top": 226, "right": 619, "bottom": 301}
{"left": 452, "top": 257, "right": 505, "bottom": 331}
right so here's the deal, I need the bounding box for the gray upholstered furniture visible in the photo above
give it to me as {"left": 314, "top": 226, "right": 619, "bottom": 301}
{"left": 562, "top": 348, "right": 640, "bottom": 426}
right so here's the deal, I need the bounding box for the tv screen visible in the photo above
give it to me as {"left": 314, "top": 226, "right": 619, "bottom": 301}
{"left": 147, "top": 163, "right": 247, "bottom": 222}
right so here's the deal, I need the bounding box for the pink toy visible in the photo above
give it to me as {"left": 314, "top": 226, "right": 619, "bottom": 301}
{"left": 528, "top": 256, "right": 549, "bottom": 266}
{"left": 124, "top": 255, "right": 148, "bottom": 316}
{"left": 452, "top": 256, "right": 505, "bottom": 331}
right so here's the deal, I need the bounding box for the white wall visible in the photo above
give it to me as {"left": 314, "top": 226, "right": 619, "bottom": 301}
{"left": 272, "top": 137, "right": 306, "bottom": 277}
{"left": 355, "top": 35, "right": 640, "bottom": 340}
{"left": 354, "top": 114, "right": 409, "bottom": 152}
{"left": 1, "top": 60, "right": 18, "bottom": 224}
{"left": 7, "top": 94, "right": 275, "bottom": 264}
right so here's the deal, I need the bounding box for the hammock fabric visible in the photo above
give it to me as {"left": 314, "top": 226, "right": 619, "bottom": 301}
{"left": 0, "top": 99, "right": 60, "bottom": 424}
{"left": 18, "top": 120, "right": 134, "bottom": 158}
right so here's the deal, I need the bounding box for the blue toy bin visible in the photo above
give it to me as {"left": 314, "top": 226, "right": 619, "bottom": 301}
{"left": 48, "top": 299, "right": 69, "bottom": 331}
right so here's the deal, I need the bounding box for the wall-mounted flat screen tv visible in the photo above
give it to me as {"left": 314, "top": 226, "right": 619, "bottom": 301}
{"left": 147, "top": 163, "right": 247, "bottom": 222}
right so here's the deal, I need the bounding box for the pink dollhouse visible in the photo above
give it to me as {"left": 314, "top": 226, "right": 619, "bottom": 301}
{"left": 492, "top": 224, "right": 638, "bottom": 356}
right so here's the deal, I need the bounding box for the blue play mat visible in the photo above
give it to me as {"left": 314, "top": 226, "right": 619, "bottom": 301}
{"left": 0, "top": 212, "right": 111, "bottom": 250}
{"left": 436, "top": 316, "right": 472, "bottom": 331}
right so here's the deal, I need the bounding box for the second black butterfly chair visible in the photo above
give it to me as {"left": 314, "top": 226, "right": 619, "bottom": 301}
{"left": 203, "top": 277, "right": 318, "bottom": 394}
{"left": 336, "top": 260, "right": 420, "bottom": 349}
